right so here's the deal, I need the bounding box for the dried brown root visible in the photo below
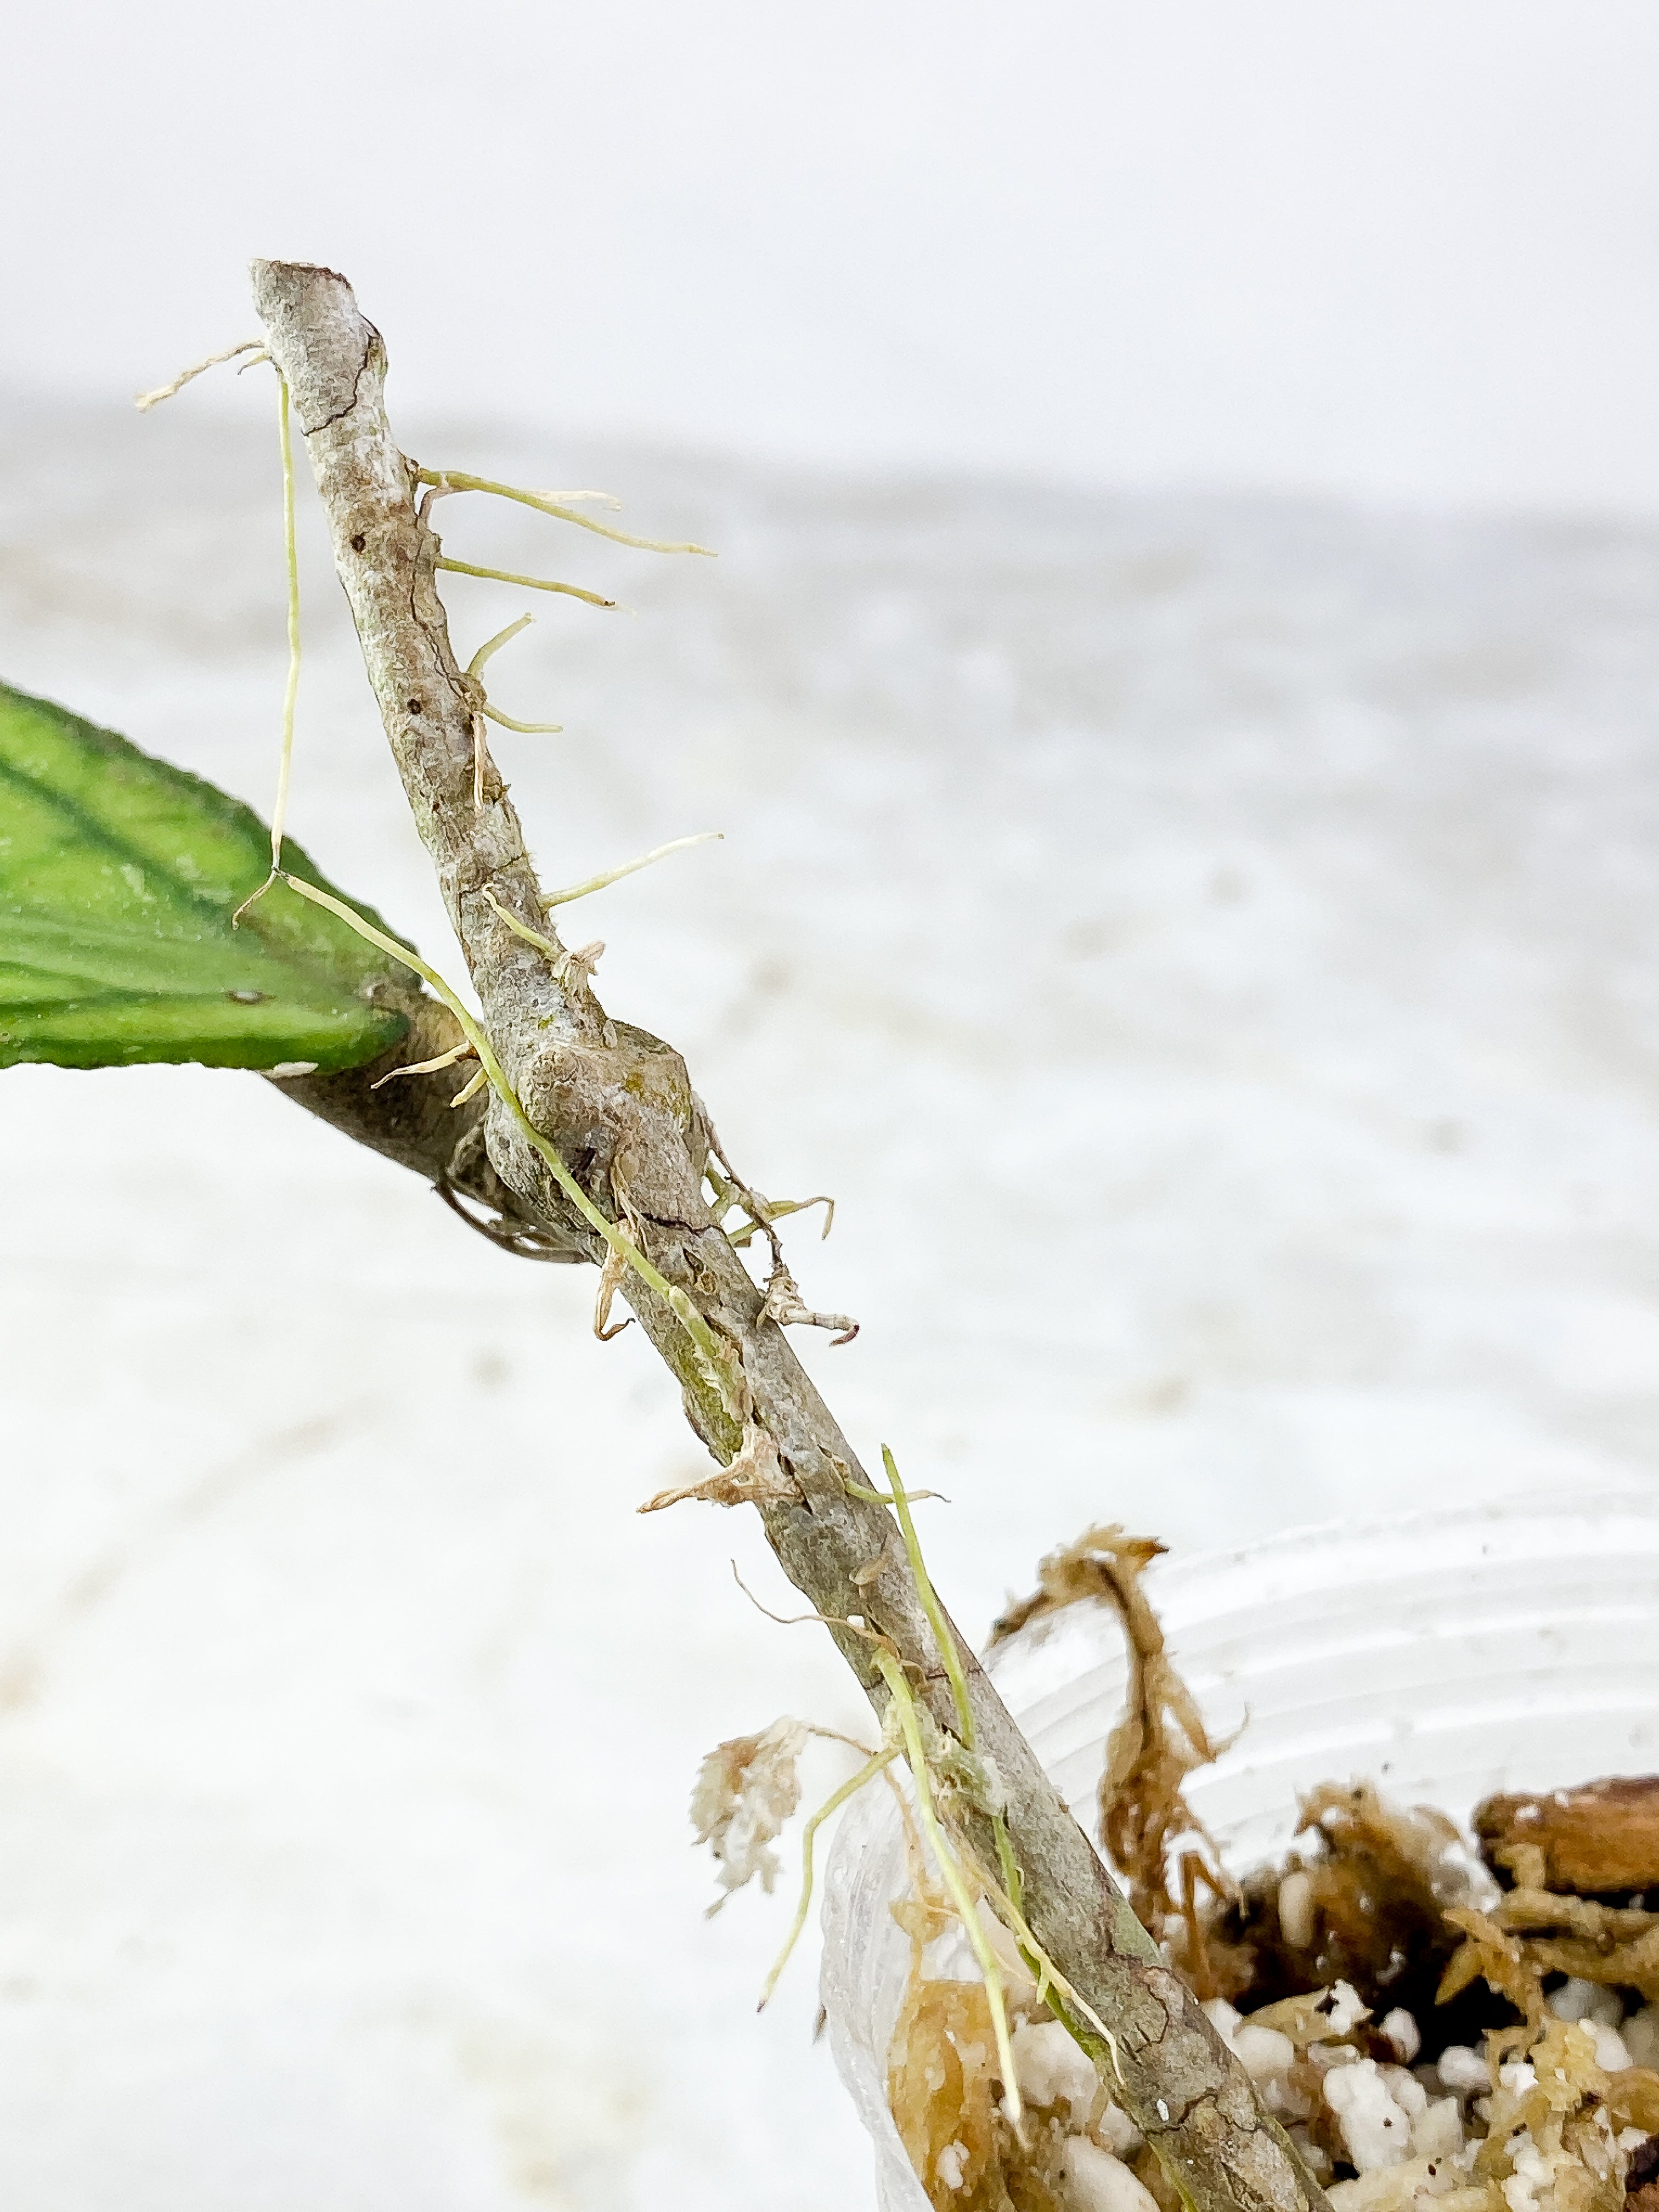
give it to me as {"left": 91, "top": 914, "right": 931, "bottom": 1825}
{"left": 759, "top": 1255, "right": 859, "bottom": 1344}
{"left": 637, "top": 1424, "right": 802, "bottom": 1513}
{"left": 1526, "top": 1936, "right": 1659, "bottom": 2004}
{"left": 592, "top": 1238, "right": 631, "bottom": 1340}
{"left": 691, "top": 1716, "right": 807, "bottom": 1911}
{"left": 990, "top": 1525, "right": 1233, "bottom": 1949}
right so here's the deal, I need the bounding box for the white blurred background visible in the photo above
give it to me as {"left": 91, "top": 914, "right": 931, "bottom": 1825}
{"left": 3, "top": 5, "right": 1659, "bottom": 2209}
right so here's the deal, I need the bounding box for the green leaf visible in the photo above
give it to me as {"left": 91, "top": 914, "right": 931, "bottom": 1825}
{"left": 0, "top": 680, "right": 414, "bottom": 1073}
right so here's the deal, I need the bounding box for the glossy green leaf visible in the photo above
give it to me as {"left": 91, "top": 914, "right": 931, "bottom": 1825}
{"left": 0, "top": 680, "right": 414, "bottom": 1072}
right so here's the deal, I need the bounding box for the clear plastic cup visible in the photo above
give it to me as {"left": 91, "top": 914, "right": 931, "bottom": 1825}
{"left": 819, "top": 1497, "right": 1659, "bottom": 2212}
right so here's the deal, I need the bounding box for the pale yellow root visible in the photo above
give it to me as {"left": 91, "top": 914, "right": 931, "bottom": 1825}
{"left": 759, "top": 1746, "right": 900, "bottom": 2008}
{"left": 416, "top": 469, "right": 715, "bottom": 556}
{"left": 369, "top": 1041, "right": 476, "bottom": 1090}
{"left": 461, "top": 614, "right": 564, "bottom": 735}
{"left": 135, "top": 338, "right": 263, "bottom": 410}
{"left": 876, "top": 1647, "right": 1024, "bottom": 2135}
{"left": 436, "top": 556, "right": 615, "bottom": 608}
{"left": 231, "top": 376, "right": 302, "bottom": 929}
{"left": 544, "top": 832, "right": 723, "bottom": 907}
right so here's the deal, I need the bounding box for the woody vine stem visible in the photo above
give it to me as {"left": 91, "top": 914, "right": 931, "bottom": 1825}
{"left": 246, "top": 259, "right": 1327, "bottom": 2212}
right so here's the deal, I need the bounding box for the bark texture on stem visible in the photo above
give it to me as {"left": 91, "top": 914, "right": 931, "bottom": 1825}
{"left": 268, "top": 985, "right": 583, "bottom": 1256}
{"left": 250, "top": 258, "right": 1329, "bottom": 2212}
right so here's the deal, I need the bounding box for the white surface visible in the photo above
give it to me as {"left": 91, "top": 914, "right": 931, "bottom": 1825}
{"left": 5, "top": 4, "right": 1659, "bottom": 509}
{"left": 823, "top": 1500, "right": 1659, "bottom": 2212}
{"left": 4, "top": 388, "right": 1659, "bottom": 2207}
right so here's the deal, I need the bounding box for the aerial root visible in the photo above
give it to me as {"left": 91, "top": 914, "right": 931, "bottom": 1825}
{"left": 230, "top": 375, "right": 302, "bottom": 928}
{"left": 480, "top": 888, "right": 604, "bottom": 990}
{"left": 461, "top": 613, "right": 564, "bottom": 736}
{"left": 466, "top": 612, "right": 534, "bottom": 676}
{"left": 432, "top": 1177, "right": 578, "bottom": 1264}
{"left": 135, "top": 338, "right": 265, "bottom": 410}
{"left": 729, "top": 1560, "right": 889, "bottom": 1639}
{"left": 369, "top": 1040, "right": 477, "bottom": 1090}
{"left": 723, "top": 1191, "right": 834, "bottom": 1249}
{"left": 875, "top": 1646, "right": 1024, "bottom": 2137}
{"left": 483, "top": 704, "right": 564, "bottom": 735}
{"left": 482, "top": 885, "right": 563, "bottom": 962}
{"left": 275, "top": 871, "right": 726, "bottom": 1364}
{"left": 706, "top": 1130, "right": 830, "bottom": 1253}
{"left": 436, "top": 555, "right": 616, "bottom": 608}
{"left": 759, "top": 1744, "right": 900, "bottom": 2008}
{"left": 415, "top": 468, "right": 716, "bottom": 557}
{"left": 543, "top": 832, "right": 723, "bottom": 909}
{"left": 637, "top": 1424, "right": 803, "bottom": 1513}
{"left": 760, "top": 1255, "right": 858, "bottom": 1344}
{"left": 592, "top": 1240, "right": 632, "bottom": 1341}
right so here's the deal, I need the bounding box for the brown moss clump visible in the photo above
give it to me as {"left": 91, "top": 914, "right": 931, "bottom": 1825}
{"left": 1197, "top": 1778, "right": 1509, "bottom": 2054}
{"left": 887, "top": 1971, "right": 1065, "bottom": 2212}
{"left": 886, "top": 1888, "right": 1115, "bottom": 2212}
{"left": 991, "top": 1525, "right": 1234, "bottom": 1982}
{"left": 898, "top": 1524, "right": 1659, "bottom": 2212}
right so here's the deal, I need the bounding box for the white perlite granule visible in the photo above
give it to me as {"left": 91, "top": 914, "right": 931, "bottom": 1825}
{"left": 1436, "top": 2044, "right": 1492, "bottom": 2095}
{"left": 1278, "top": 1869, "right": 1317, "bottom": 1953}
{"left": 1626, "top": 2007, "right": 1659, "bottom": 2072}
{"left": 1012, "top": 2022, "right": 1103, "bottom": 2119}
{"left": 1323, "top": 2058, "right": 1417, "bottom": 2173}
{"left": 922, "top": 1974, "right": 1652, "bottom": 2212}
{"left": 1326, "top": 1982, "right": 1372, "bottom": 2038}
{"left": 1234, "top": 2024, "right": 1297, "bottom": 2082}
{"left": 1380, "top": 2008, "right": 1421, "bottom": 2064}
{"left": 1060, "top": 2137, "right": 1161, "bottom": 2212}
{"left": 1502, "top": 2134, "right": 1559, "bottom": 2212}
{"left": 1549, "top": 1979, "right": 1624, "bottom": 2030}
